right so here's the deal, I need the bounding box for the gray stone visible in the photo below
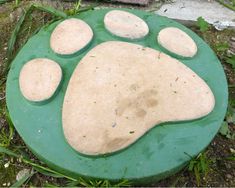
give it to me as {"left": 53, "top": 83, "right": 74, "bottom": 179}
{"left": 155, "top": 0, "right": 235, "bottom": 30}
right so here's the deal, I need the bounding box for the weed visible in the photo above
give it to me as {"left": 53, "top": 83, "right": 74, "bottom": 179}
{"left": 186, "top": 152, "right": 212, "bottom": 186}
{"left": 218, "top": 97, "right": 235, "bottom": 139}
{"left": 215, "top": 42, "right": 230, "bottom": 53}
{"left": 226, "top": 55, "right": 235, "bottom": 69}
{"left": 66, "top": 0, "right": 82, "bottom": 15}
{"left": 219, "top": 121, "right": 235, "bottom": 139}
{"left": 65, "top": 0, "right": 97, "bottom": 16}
{"left": 196, "top": 17, "right": 210, "bottom": 33}
{"left": 226, "top": 103, "right": 235, "bottom": 123}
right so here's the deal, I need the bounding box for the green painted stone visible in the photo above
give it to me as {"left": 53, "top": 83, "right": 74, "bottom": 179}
{"left": 6, "top": 9, "right": 228, "bottom": 184}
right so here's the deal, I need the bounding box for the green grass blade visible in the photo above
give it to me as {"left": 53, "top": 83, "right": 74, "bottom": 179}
{"left": 0, "top": 147, "right": 77, "bottom": 182}
{"left": 5, "top": 109, "right": 15, "bottom": 140}
{"left": 113, "top": 179, "right": 131, "bottom": 187}
{"left": 0, "top": 146, "right": 20, "bottom": 158}
{"left": 226, "top": 156, "right": 235, "bottom": 160}
{"left": 15, "top": 0, "right": 19, "bottom": 7}
{"left": 99, "top": 180, "right": 110, "bottom": 187}
{"left": 10, "top": 172, "right": 34, "bottom": 187}
{"left": 43, "top": 183, "right": 60, "bottom": 187}
{"left": 75, "top": 0, "right": 82, "bottom": 13}
{"left": 200, "top": 153, "right": 206, "bottom": 173}
{"left": 218, "top": 0, "right": 235, "bottom": 11}
{"left": 65, "top": 2, "right": 97, "bottom": 16}
{"left": 77, "top": 177, "right": 91, "bottom": 187}
{"left": 32, "top": 4, "right": 67, "bottom": 18}
{"left": 3, "top": 3, "right": 67, "bottom": 76}
{"left": 33, "top": 166, "right": 65, "bottom": 178}
{"left": 4, "top": 5, "right": 34, "bottom": 75}
{"left": 194, "top": 167, "right": 201, "bottom": 186}
{"left": 22, "top": 158, "right": 77, "bottom": 181}
{"left": 0, "top": 0, "right": 7, "bottom": 5}
{"left": 0, "top": 109, "right": 14, "bottom": 147}
{"left": 6, "top": 8, "right": 27, "bottom": 62}
{"left": 66, "top": 180, "right": 80, "bottom": 187}
{"left": 77, "top": 4, "right": 98, "bottom": 13}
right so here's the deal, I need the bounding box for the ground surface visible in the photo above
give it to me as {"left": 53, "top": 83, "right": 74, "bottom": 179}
{"left": 0, "top": 0, "right": 234, "bottom": 187}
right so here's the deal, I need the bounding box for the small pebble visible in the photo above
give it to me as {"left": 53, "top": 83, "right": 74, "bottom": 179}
{"left": 4, "top": 162, "right": 10, "bottom": 168}
{"left": 226, "top": 174, "right": 232, "bottom": 179}
{"left": 18, "top": 157, "right": 22, "bottom": 163}
{"left": 227, "top": 49, "right": 235, "bottom": 56}
{"left": 230, "top": 148, "right": 235, "bottom": 153}
{"left": 16, "top": 169, "right": 30, "bottom": 181}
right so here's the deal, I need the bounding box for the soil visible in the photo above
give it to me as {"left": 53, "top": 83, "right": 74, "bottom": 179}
{"left": 0, "top": 0, "right": 234, "bottom": 187}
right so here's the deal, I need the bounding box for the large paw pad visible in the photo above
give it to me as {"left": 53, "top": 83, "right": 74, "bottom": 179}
{"left": 62, "top": 41, "right": 214, "bottom": 155}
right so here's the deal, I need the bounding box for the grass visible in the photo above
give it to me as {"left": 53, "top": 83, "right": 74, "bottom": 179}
{"left": 66, "top": 0, "right": 82, "bottom": 15}
{"left": 195, "top": 18, "right": 235, "bottom": 138}
{"left": 2, "top": 4, "right": 67, "bottom": 77}
{"left": 0, "top": 0, "right": 20, "bottom": 5}
{"left": 186, "top": 152, "right": 213, "bottom": 186}
{"left": 218, "top": 0, "right": 235, "bottom": 11}
{"left": 0, "top": 146, "right": 131, "bottom": 187}
{"left": 0, "top": 0, "right": 7, "bottom": 4}
{"left": 196, "top": 17, "right": 210, "bottom": 32}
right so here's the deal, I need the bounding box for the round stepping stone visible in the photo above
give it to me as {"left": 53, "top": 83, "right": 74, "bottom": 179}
{"left": 157, "top": 27, "right": 197, "bottom": 57}
{"left": 19, "top": 58, "right": 62, "bottom": 102}
{"left": 6, "top": 9, "right": 227, "bottom": 183}
{"left": 50, "top": 18, "right": 93, "bottom": 55}
{"left": 62, "top": 41, "right": 215, "bottom": 155}
{"left": 104, "top": 10, "right": 149, "bottom": 39}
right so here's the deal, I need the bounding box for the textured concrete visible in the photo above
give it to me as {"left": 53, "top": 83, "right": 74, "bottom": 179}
{"left": 156, "top": 0, "right": 235, "bottom": 30}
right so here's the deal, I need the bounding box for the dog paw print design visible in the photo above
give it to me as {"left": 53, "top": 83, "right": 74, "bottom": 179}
{"left": 6, "top": 9, "right": 227, "bottom": 181}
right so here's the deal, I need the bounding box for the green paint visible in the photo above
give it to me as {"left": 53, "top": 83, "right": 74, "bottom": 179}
{"left": 6, "top": 9, "right": 228, "bottom": 183}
